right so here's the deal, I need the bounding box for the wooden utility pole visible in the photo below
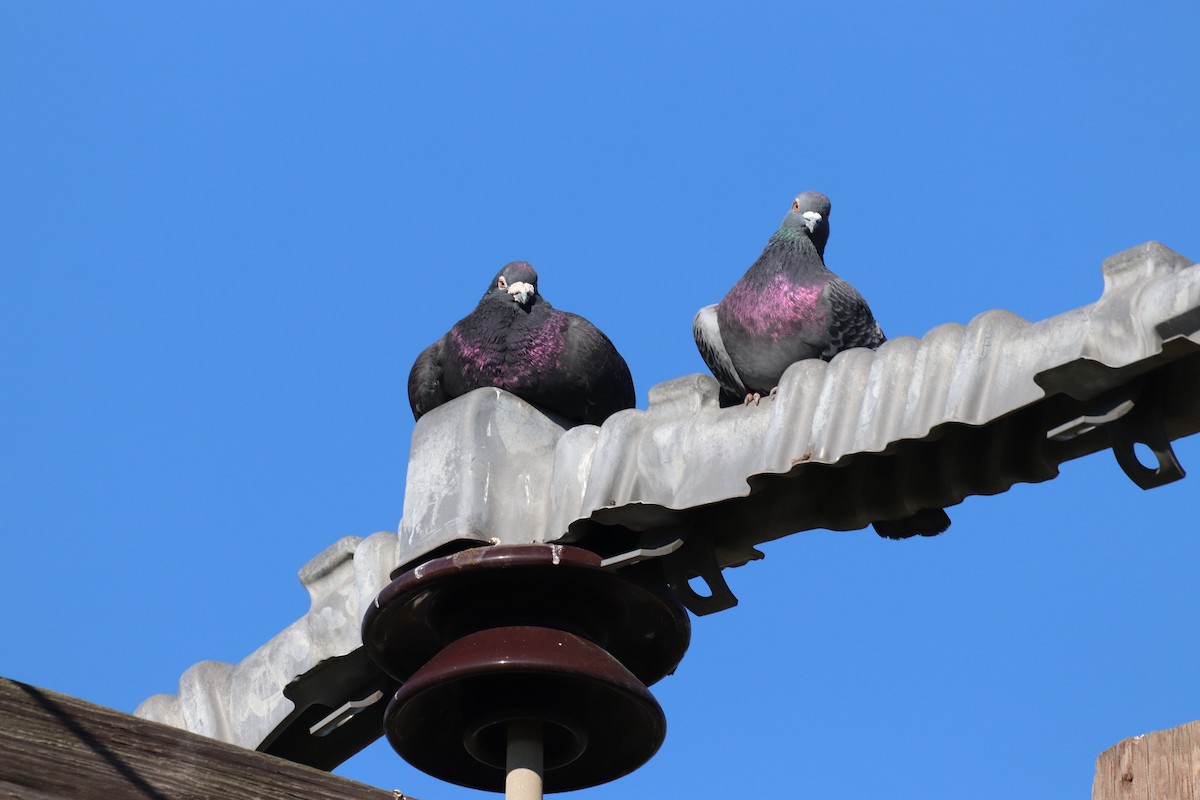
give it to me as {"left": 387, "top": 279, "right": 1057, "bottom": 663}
{"left": 1093, "top": 720, "right": 1200, "bottom": 800}
{"left": 0, "top": 677, "right": 398, "bottom": 800}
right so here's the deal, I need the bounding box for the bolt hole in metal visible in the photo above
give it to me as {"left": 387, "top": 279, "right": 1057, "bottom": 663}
{"left": 1131, "top": 441, "right": 1158, "bottom": 471}
{"left": 686, "top": 574, "right": 713, "bottom": 599}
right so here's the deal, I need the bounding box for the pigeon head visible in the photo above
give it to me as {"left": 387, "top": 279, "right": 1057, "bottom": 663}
{"left": 779, "top": 191, "right": 832, "bottom": 256}
{"left": 488, "top": 260, "right": 540, "bottom": 308}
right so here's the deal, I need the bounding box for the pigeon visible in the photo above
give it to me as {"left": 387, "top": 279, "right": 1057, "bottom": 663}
{"left": 408, "top": 260, "right": 636, "bottom": 426}
{"left": 693, "top": 191, "right": 951, "bottom": 538}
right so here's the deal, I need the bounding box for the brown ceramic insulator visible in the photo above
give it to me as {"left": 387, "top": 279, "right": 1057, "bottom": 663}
{"left": 383, "top": 625, "right": 666, "bottom": 793}
{"left": 362, "top": 543, "right": 690, "bottom": 686}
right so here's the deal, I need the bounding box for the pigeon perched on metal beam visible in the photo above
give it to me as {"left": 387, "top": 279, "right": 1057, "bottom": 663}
{"left": 693, "top": 191, "right": 885, "bottom": 403}
{"left": 693, "top": 191, "right": 951, "bottom": 538}
{"left": 409, "top": 260, "right": 636, "bottom": 426}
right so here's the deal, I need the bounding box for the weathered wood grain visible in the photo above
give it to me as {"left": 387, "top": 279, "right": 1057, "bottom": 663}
{"left": 0, "top": 678, "right": 401, "bottom": 800}
{"left": 1093, "top": 719, "right": 1200, "bottom": 800}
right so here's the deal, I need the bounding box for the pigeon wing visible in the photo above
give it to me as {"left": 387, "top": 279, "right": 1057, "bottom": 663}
{"left": 817, "top": 276, "right": 887, "bottom": 359}
{"left": 557, "top": 312, "right": 636, "bottom": 425}
{"left": 407, "top": 336, "right": 449, "bottom": 421}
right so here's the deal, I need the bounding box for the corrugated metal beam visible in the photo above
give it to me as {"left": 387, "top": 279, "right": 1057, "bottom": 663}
{"left": 135, "top": 241, "right": 1200, "bottom": 769}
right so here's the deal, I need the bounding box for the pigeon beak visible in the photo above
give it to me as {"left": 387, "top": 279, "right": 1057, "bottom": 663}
{"left": 802, "top": 210, "right": 823, "bottom": 234}
{"left": 507, "top": 281, "right": 536, "bottom": 307}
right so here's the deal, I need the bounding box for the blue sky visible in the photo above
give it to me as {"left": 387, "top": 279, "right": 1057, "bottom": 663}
{"left": 3, "top": 3, "right": 1199, "bottom": 798}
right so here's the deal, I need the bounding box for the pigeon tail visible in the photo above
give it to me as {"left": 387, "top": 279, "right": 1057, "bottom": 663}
{"left": 692, "top": 304, "right": 748, "bottom": 404}
{"left": 871, "top": 508, "right": 952, "bottom": 539}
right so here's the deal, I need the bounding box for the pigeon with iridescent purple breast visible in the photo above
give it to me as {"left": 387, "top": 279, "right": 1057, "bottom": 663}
{"left": 693, "top": 191, "right": 951, "bottom": 538}
{"left": 409, "top": 260, "right": 635, "bottom": 426}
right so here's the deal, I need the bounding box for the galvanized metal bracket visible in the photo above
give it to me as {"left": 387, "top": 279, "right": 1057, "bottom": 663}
{"left": 661, "top": 521, "right": 740, "bottom": 616}
{"left": 599, "top": 537, "right": 685, "bottom": 570}
{"left": 308, "top": 690, "right": 386, "bottom": 738}
{"left": 1109, "top": 376, "right": 1186, "bottom": 489}
{"left": 1047, "top": 376, "right": 1186, "bottom": 490}
{"left": 1047, "top": 397, "right": 1136, "bottom": 442}
{"left": 261, "top": 646, "right": 400, "bottom": 770}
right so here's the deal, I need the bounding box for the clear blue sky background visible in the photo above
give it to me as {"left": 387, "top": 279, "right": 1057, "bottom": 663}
{"left": 3, "top": 3, "right": 1199, "bottom": 799}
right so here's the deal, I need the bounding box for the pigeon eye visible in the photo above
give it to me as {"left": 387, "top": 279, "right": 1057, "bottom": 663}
{"left": 791, "top": 200, "right": 800, "bottom": 211}
{"left": 497, "top": 276, "right": 508, "bottom": 290}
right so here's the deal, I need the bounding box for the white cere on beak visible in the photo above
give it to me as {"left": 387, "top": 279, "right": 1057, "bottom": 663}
{"left": 802, "top": 210, "right": 823, "bottom": 233}
{"left": 507, "top": 280, "right": 536, "bottom": 306}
